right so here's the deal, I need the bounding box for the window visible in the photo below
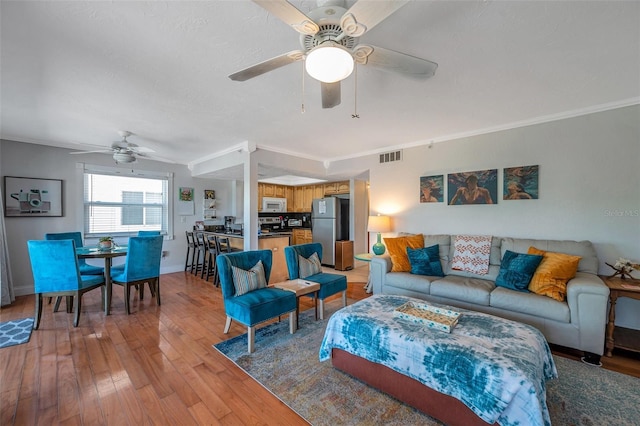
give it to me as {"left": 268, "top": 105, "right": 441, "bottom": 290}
{"left": 82, "top": 164, "right": 172, "bottom": 238}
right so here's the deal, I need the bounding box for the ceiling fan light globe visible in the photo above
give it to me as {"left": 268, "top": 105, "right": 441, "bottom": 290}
{"left": 305, "top": 44, "right": 354, "bottom": 83}
{"left": 113, "top": 152, "right": 136, "bottom": 164}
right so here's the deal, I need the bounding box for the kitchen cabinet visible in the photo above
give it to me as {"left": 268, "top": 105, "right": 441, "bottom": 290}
{"left": 292, "top": 186, "right": 305, "bottom": 212}
{"left": 286, "top": 186, "right": 294, "bottom": 212}
{"left": 313, "top": 184, "right": 324, "bottom": 200}
{"left": 292, "top": 229, "right": 312, "bottom": 245}
{"left": 303, "top": 186, "right": 315, "bottom": 212}
{"left": 258, "top": 183, "right": 288, "bottom": 212}
{"left": 261, "top": 181, "right": 349, "bottom": 213}
{"left": 324, "top": 181, "right": 349, "bottom": 195}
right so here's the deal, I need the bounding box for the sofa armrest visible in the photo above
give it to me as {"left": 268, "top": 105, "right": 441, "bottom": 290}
{"left": 370, "top": 255, "right": 392, "bottom": 294}
{"left": 566, "top": 272, "right": 610, "bottom": 355}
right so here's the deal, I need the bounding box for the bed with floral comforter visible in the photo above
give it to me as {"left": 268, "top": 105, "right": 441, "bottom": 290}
{"left": 319, "top": 294, "right": 557, "bottom": 426}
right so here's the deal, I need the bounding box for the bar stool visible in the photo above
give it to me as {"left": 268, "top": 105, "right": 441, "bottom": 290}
{"left": 204, "top": 235, "right": 219, "bottom": 285}
{"left": 185, "top": 231, "right": 196, "bottom": 272}
{"left": 193, "top": 232, "right": 207, "bottom": 276}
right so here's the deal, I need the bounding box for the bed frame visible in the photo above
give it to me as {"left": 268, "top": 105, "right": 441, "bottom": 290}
{"left": 331, "top": 348, "right": 498, "bottom": 426}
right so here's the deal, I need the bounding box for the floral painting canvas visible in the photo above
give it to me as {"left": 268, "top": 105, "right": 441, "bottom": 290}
{"left": 448, "top": 169, "right": 497, "bottom": 205}
{"left": 420, "top": 175, "right": 444, "bottom": 203}
{"left": 503, "top": 165, "right": 539, "bottom": 200}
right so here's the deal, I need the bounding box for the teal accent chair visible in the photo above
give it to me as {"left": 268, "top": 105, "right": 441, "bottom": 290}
{"left": 44, "top": 232, "right": 104, "bottom": 275}
{"left": 138, "top": 231, "right": 161, "bottom": 236}
{"left": 284, "top": 243, "right": 347, "bottom": 320}
{"left": 110, "top": 236, "right": 163, "bottom": 314}
{"left": 27, "top": 239, "right": 105, "bottom": 328}
{"left": 216, "top": 250, "right": 297, "bottom": 353}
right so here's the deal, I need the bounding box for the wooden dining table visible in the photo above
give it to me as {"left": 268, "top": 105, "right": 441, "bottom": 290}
{"left": 76, "top": 246, "right": 127, "bottom": 315}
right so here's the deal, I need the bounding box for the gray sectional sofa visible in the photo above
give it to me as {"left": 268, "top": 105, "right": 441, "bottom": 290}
{"left": 370, "top": 235, "right": 610, "bottom": 363}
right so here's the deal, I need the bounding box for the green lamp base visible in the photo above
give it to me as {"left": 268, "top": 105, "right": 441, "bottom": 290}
{"left": 372, "top": 243, "right": 386, "bottom": 255}
{"left": 372, "top": 232, "right": 386, "bottom": 255}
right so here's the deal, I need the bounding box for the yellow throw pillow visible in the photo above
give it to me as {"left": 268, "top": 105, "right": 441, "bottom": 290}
{"left": 385, "top": 234, "right": 424, "bottom": 272}
{"left": 527, "top": 246, "right": 581, "bottom": 302}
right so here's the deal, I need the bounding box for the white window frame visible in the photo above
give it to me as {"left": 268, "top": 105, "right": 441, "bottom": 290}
{"left": 78, "top": 163, "right": 173, "bottom": 239}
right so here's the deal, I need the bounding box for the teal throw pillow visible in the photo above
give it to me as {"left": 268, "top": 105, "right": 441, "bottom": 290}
{"left": 231, "top": 260, "right": 267, "bottom": 296}
{"left": 407, "top": 245, "right": 444, "bottom": 277}
{"left": 495, "top": 250, "right": 544, "bottom": 292}
{"left": 299, "top": 252, "right": 322, "bottom": 278}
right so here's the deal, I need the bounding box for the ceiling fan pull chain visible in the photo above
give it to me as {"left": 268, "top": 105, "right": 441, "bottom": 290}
{"left": 301, "top": 61, "right": 306, "bottom": 114}
{"left": 352, "top": 64, "right": 359, "bottom": 119}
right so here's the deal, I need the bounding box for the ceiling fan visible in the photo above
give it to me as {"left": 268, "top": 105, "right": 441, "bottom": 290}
{"left": 229, "top": 0, "right": 438, "bottom": 109}
{"left": 70, "top": 131, "right": 175, "bottom": 164}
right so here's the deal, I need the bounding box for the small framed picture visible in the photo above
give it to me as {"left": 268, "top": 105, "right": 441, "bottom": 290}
{"left": 419, "top": 175, "right": 443, "bottom": 203}
{"left": 179, "top": 187, "right": 194, "bottom": 201}
{"left": 503, "top": 165, "right": 539, "bottom": 200}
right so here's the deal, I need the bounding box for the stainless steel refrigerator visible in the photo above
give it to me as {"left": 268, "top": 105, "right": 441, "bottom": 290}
{"left": 311, "top": 196, "right": 349, "bottom": 266}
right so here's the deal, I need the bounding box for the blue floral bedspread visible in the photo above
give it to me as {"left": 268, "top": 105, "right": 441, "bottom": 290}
{"left": 319, "top": 295, "right": 557, "bottom": 426}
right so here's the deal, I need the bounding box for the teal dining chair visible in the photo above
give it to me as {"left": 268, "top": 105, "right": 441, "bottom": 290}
{"left": 110, "top": 235, "right": 163, "bottom": 314}
{"left": 216, "top": 250, "right": 297, "bottom": 353}
{"left": 284, "top": 243, "right": 347, "bottom": 320}
{"left": 27, "top": 239, "right": 105, "bottom": 328}
{"left": 45, "top": 232, "right": 104, "bottom": 275}
{"left": 138, "top": 230, "right": 161, "bottom": 236}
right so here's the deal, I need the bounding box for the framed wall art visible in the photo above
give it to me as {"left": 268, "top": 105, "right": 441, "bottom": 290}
{"left": 420, "top": 175, "right": 444, "bottom": 203}
{"left": 4, "top": 176, "right": 63, "bottom": 217}
{"left": 503, "top": 165, "right": 539, "bottom": 200}
{"left": 447, "top": 169, "right": 497, "bottom": 205}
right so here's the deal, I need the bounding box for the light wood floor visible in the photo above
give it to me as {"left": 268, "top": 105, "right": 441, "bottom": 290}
{"left": 1, "top": 268, "right": 638, "bottom": 425}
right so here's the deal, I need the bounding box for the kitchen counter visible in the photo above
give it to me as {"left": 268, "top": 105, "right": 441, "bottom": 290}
{"left": 202, "top": 231, "right": 292, "bottom": 239}
{"left": 202, "top": 231, "right": 291, "bottom": 283}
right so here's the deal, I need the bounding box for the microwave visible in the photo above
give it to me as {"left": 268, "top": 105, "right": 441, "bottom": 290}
{"left": 262, "top": 197, "right": 287, "bottom": 212}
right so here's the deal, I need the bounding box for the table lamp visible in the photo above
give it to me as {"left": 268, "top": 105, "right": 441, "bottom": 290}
{"left": 368, "top": 215, "right": 391, "bottom": 255}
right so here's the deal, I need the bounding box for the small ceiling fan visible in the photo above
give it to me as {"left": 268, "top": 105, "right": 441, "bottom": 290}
{"left": 70, "top": 131, "right": 175, "bottom": 164}
{"left": 229, "top": 0, "right": 438, "bottom": 108}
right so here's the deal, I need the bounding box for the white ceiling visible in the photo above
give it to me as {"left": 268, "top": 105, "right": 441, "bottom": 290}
{"left": 1, "top": 1, "right": 639, "bottom": 176}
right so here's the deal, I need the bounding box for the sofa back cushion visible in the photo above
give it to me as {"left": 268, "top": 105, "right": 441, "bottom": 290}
{"left": 500, "top": 238, "right": 598, "bottom": 274}
{"left": 423, "top": 234, "right": 451, "bottom": 265}
{"left": 445, "top": 235, "right": 502, "bottom": 281}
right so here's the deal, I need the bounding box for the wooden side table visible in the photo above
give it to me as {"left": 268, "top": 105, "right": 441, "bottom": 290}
{"left": 273, "top": 279, "right": 320, "bottom": 329}
{"left": 603, "top": 276, "right": 640, "bottom": 357}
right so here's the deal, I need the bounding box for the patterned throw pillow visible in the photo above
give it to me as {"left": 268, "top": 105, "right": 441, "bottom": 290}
{"left": 407, "top": 244, "right": 444, "bottom": 277}
{"left": 299, "top": 252, "right": 322, "bottom": 278}
{"left": 495, "top": 250, "right": 544, "bottom": 292}
{"left": 231, "top": 260, "right": 267, "bottom": 296}
{"left": 384, "top": 234, "right": 424, "bottom": 272}
{"left": 527, "top": 246, "right": 582, "bottom": 301}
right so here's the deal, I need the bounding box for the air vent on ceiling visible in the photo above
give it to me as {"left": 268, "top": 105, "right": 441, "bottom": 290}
{"left": 379, "top": 150, "right": 403, "bottom": 164}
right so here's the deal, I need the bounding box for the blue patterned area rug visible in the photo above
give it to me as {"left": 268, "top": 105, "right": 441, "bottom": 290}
{"left": 0, "top": 318, "right": 34, "bottom": 349}
{"left": 214, "top": 301, "right": 640, "bottom": 426}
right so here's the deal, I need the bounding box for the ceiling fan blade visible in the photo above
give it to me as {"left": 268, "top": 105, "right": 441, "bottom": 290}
{"left": 321, "top": 82, "right": 341, "bottom": 109}
{"left": 341, "top": 0, "right": 410, "bottom": 37}
{"left": 252, "top": 0, "right": 319, "bottom": 35}
{"left": 131, "top": 146, "right": 155, "bottom": 153}
{"left": 229, "top": 50, "right": 305, "bottom": 81}
{"left": 136, "top": 153, "right": 176, "bottom": 164}
{"left": 355, "top": 44, "right": 438, "bottom": 79}
{"left": 70, "top": 149, "right": 112, "bottom": 154}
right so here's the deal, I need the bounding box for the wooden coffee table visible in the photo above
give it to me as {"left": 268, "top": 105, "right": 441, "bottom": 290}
{"left": 273, "top": 279, "right": 320, "bottom": 328}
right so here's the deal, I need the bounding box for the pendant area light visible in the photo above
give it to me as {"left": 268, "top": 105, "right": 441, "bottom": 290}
{"left": 305, "top": 41, "right": 354, "bottom": 83}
